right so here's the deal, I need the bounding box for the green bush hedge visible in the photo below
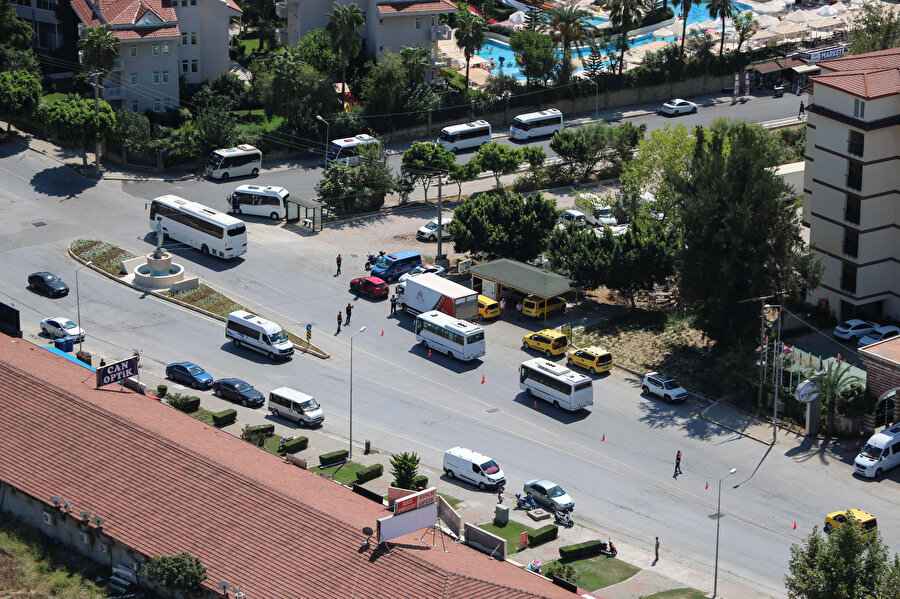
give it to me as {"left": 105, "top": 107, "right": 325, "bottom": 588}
{"left": 212, "top": 409, "right": 237, "bottom": 426}
{"left": 156, "top": 384, "right": 168, "bottom": 397}
{"left": 183, "top": 396, "right": 200, "bottom": 412}
{"left": 412, "top": 474, "right": 428, "bottom": 489}
{"left": 319, "top": 449, "right": 349, "bottom": 466}
{"left": 166, "top": 392, "right": 200, "bottom": 412}
{"left": 529, "top": 524, "right": 558, "bottom": 546}
{"left": 355, "top": 463, "right": 383, "bottom": 484}
{"left": 244, "top": 423, "right": 275, "bottom": 437}
{"left": 559, "top": 540, "right": 604, "bottom": 560}
{"left": 281, "top": 436, "right": 308, "bottom": 454}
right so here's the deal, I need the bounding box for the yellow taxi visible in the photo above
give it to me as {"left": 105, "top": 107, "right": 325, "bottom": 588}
{"left": 522, "top": 329, "right": 568, "bottom": 357}
{"left": 824, "top": 509, "right": 878, "bottom": 539}
{"left": 522, "top": 295, "right": 567, "bottom": 318}
{"left": 477, "top": 295, "right": 500, "bottom": 320}
{"left": 566, "top": 346, "right": 613, "bottom": 374}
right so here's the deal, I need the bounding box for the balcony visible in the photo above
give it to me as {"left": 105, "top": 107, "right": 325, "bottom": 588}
{"left": 102, "top": 86, "right": 124, "bottom": 100}
{"left": 275, "top": 1, "right": 287, "bottom": 18}
{"left": 430, "top": 24, "right": 451, "bottom": 41}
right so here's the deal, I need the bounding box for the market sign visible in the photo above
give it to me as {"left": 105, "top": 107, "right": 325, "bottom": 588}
{"left": 796, "top": 46, "right": 843, "bottom": 63}
{"left": 96, "top": 357, "right": 139, "bottom": 388}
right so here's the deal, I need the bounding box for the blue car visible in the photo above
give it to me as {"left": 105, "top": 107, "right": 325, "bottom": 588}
{"left": 165, "top": 362, "right": 214, "bottom": 389}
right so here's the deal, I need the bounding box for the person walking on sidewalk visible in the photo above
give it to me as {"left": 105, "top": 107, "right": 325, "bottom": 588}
{"left": 390, "top": 294, "right": 398, "bottom": 316}
{"left": 336, "top": 311, "right": 343, "bottom": 333}
{"left": 335, "top": 254, "right": 342, "bottom": 275}
{"left": 516, "top": 301, "right": 522, "bottom": 320}
{"left": 500, "top": 297, "right": 507, "bottom": 317}
{"left": 655, "top": 537, "right": 660, "bottom": 562}
{"left": 674, "top": 450, "right": 682, "bottom": 476}
{"left": 345, "top": 302, "right": 353, "bottom": 324}
{"left": 798, "top": 100, "right": 805, "bottom": 119}
{"left": 497, "top": 484, "right": 505, "bottom": 504}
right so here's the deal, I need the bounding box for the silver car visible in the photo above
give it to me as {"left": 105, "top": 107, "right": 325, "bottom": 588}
{"left": 40, "top": 316, "right": 85, "bottom": 342}
{"left": 523, "top": 479, "right": 574, "bottom": 512}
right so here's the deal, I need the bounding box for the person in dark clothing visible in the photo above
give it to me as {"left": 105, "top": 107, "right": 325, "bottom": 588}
{"left": 345, "top": 302, "right": 353, "bottom": 324}
{"left": 336, "top": 254, "right": 342, "bottom": 275}
{"left": 497, "top": 484, "right": 504, "bottom": 504}
{"left": 390, "top": 294, "right": 398, "bottom": 316}
{"left": 337, "top": 311, "right": 343, "bottom": 333}
{"left": 798, "top": 101, "right": 805, "bottom": 118}
{"left": 674, "top": 451, "right": 682, "bottom": 475}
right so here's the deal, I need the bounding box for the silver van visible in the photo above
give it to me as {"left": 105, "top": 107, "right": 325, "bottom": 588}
{"left": 268, "top": 387, "right": 324, "bottom": 427}
{"left": 854, "top": 425, "right": 900, "bottom": 477}
{"left": 442, "top": 446, "right": 505, "bottom": 490}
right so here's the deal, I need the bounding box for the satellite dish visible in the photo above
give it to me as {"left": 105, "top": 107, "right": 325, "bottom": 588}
{"left": 362, "top": 526, "right": 374, "bottom": 536}
{"left": 91, "top": 516, "right": 105, "bottom": 528}
{"left": 218, "top": 581, "right": 231, "bottom": 591}
{"left": 61, "top": 498, "right": 71, "bottom": 511}
{"left": 80, "top": 510, "right": 91, "bottom": 521}
{"left": 51, "top": 496, "right": 62, "bottom": 506}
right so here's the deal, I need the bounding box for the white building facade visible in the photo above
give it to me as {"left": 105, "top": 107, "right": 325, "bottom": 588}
{"left": 12, "top": 0, "right": 63, "bottom": 50}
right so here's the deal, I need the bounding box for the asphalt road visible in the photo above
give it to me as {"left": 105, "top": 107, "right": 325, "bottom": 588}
{"left": 3, "top": 91, "right": 895, "bottom": 599}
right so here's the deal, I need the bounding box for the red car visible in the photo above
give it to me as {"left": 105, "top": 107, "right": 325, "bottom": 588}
{"left": 350, "top": 276, "right": 389, "bottom": 299}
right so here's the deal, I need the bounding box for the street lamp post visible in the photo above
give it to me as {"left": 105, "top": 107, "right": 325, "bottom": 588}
{"left": 349, "top": 326, "right": 366, "bottom": 459}
{"left": 764, "top": 304, "right": 783, "bottom": 442}
{"left": 75, "top": 261, "right": 93, "bottom": 353}
{"left": 713, "top": 467, "right": 737, "bottom": 598}
{"left": 315, "top": 115, "right": 330, "bottom": 165}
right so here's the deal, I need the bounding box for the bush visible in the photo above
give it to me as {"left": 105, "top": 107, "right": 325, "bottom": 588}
{"left": 212, "top": 409, "right": 237, "bottom": 426}
{"left": 559, "top": 540, "right": 604, "bottom": 560}
{"left": 355, "top": 463, "right": 384, "bottom": 484}
{"left": 280, "top": 436, "right": 308, "bottom": 454}
{"left": 412, "top": 474, "right": 428, "bottom": 489}
{"left": 529, "top": 524, "right": 558, "bottom": 546}
{"left": 319, "top": 449, "right": 349, "bottom": 466}
{"left": 244, "top": 423, "right": 275, "bottom": 436}
{"left": 166, "top": 392, "right": 200, "bottom": 412}
{"left": 156, "top": 384, "right": 168, "bottom": 397}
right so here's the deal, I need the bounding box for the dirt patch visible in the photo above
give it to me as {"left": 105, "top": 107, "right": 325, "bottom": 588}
{"left": 0, "top": 549, "right": 24, "bottom": 591}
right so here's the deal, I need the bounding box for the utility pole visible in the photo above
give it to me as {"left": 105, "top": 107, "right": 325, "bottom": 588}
{"left": 436, "top": 173, "right": 444, "bottom": 263}
{"left": 92, "top": 69, "right": 101, "bottom": 178}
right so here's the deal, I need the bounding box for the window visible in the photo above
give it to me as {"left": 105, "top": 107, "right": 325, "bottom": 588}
{"left": 847, "top": 130, "right": 864, "bottom": 157}
{"left": 162, "top": 70, "right": 170, "bottom": 84}
{"left": 191, "top": 59, "right": 198, "bottom": 73}
{"left": 161, "top": 42, "right": 169, "bottom": 55}
{"left": 415, "top": 16, "right": 422, "bottom": 29}
{"left": 154, "top": 99, "right": 162, "bottom": 112}
{"left": 191, "top": 0, "right": 196, "bottom": 4}
{"left": 130, "top": 72, "right": 138, "bottom": 86}
{"left": 181, "top": 60, "right": 188, "bottom": 73}
{"left": 36, "top": 0, "right": 56, "bottom": 9}
{"left": 130, "top": 44, "right": 137, "bottom": 57}
{"left": 190, "top": 32, "right": 197, "bottom": 45}
{"left": 152, "top": 42, "right": 160, "bottom": 56}
{"left": 431, "top": 16, "right": 435, "bottom": 26}
{"left": 846, "top": 160, "right": 862, "bottom": 191}
{"left": 840, "top": 262, "right": 857, "bottom": 294}
{"left": 853, "top": 99, "right": 865, "bottom": 119}
{"left": 131, "top": 100, "right": 139, "bottom": 113}
{"left": 181, "top": 32, "right": 188, "bottom": 45}
{"left": 153, "top": 70, "right": 160, "bottom": 84}
{"left": 843, "top": 229, "right": 859, "bottom": 258}
{"left": 844, "top": 194, "right": 860, "bottom": 224}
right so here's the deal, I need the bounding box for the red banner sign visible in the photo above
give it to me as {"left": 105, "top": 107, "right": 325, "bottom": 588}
{"left": 394, "top": 487, "right": 436, "bottom": 515}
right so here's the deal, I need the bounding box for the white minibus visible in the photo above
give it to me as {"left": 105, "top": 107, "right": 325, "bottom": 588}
{"left": 327, "top": 134, "right": 381, "bottom": 165}
{"left": 437, "top": 120, "right": 492, "bottom": 152}
{"left": 519, "top": 358, "right": 593, "bottom": 411}
{"left": 206, "top": 144, "right": 262, "bottom": 180}
{"left": 509, "top": 108, "right": 563, "bottom": 140}
{"left": 227, "top": 185, "right": 290, "bottom": 220}
{"left": 149, "top": 195, "right": 247, "bottom": 259}
{"left": 225, "top": 310, "right": 294, "bottom": 360}
{"left": 415, "top": 311, "right": 485, "bottom": 361}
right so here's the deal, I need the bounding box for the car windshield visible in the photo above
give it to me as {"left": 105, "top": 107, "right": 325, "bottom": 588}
{"left": 596, "top": 207, "right": 613, "bottom": 217}
{"left": 663, "top": 380, "right": 681, "bottom": 390}
{"left": 270, "top": 330, "right": 289, "bottom": 345}
{"left": 860, "top": 443, "right": 882, "bottom": 459}
{"left": 547, "top": 485, "right": 566, "bottom": 498}
{"left": 234, "top": 381, "right": 253, "bottom": 393}
{"left": 62, "top": 321, "right": 78, "bottom": 330}
{"left": 187, "top": 365, "right": 205, "bottom": 376}
{"left": 481, "top": 460, "right": 500, "bottom": 474}
{"left": 300, "top": 399, "right": 319, "bottom": 411}
{"left": 375, "top": 257, "right": 391, "bottom": 269}
{"left": 424, "top": 221, "right": 437, "bottom": 230}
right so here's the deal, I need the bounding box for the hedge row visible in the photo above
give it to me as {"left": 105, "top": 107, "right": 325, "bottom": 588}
{"left": 212, "top": 409, "right": 237, "bottom": 426}
{"left": 281, "top": 436, "right": 308, "bottom": 454}
{"left": 166, "top": 393, "right": 200, "bottom": 412}
{"left": 244, "top": 423, "right": 275, "bottom": 437}
{"left": 559, "top": 540, "right": 604, "bottom": 560}
{"left": 529, "top": 525, "right": 558, "bottom": 546}
{"left": 319, "top": 450, "right": 349, "bottom": 466}
{"left": 355, "top": 463, "right": 383, "bottom": 484}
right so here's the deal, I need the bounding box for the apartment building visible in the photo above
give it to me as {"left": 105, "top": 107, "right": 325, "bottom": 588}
{"left": 12, "top": 0, "right": 63, "bottom": 50}
{"left": 69, "top": 0, "right": 240, "bottom": 113}
{"left": 277, "top": 0, "right": 454, "bottom": 81}
{"left": 802, "top": 47, "right": 900, "bottom": 321}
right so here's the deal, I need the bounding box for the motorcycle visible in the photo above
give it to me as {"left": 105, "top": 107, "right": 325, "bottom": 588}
{"left": 553, "top": 509, "right": 574, "bottom": 527}
{"left": 364, "top": 250, "right": 385, "bottom": 271}
{"left": 515, "top": 493, "right": 538, "bottom": 511}
{"left": 598, "top": 538, "right": 617, "bottom": 557}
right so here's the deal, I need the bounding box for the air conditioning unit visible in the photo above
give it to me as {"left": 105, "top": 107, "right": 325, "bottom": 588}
{"left": 99, "top": 542, "right": 110, "bottom": 554}
{"left": 79, "top": 531, "right": 91, "bottom": 545}
{"left": 42, "top": 511, "right": 54, "bottom": 526}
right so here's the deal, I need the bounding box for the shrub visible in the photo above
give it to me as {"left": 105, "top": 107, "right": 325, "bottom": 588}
{"left": 166, "top": 392, "right": 199, "bottom": 412}
{"left": 183, "top": 396, "right": 201, "bottom": 412}
{"left": 212, "top": 409, "right": 237, "bottom": 426}
{"left": 545, "top": 561, "right": 579, "bottom": 585}
{"left": 389, "top": 451, "right": 420, "bottom": 490}
{"left": 559, "top": 540, "right": 604, "bottom": 560}
{"left": 156, "top": 384, "right": 167, "bottom": 397}
{"left": 319, "top": 449, "right": 349, "bottom": 466}
{"left": 412, "top": 474, "right": 428, "bottom": 489}
{"left": 280, "top": 436, "right": 308, "bottom": 454}
{"left": 355, "top": 463, "right": 384, "bottom": 484}
{"left": 244, "top": 423, "right": 275, "bottom": 436}
{"left": 529, "top": 525, "right": 558, "bottom": 546}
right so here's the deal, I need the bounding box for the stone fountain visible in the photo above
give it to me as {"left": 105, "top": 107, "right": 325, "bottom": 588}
{"left": 132, "top": 218, "right": 186, "bottom": 290}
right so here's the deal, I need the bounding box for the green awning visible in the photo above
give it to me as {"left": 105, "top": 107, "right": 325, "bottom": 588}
{"left": 468, "top": 258, "right": 576, "bottom": 298}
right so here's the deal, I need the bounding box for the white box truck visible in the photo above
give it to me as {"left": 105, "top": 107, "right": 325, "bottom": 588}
{"left": 397, "top": 273, "right": 478, "bottom": 320}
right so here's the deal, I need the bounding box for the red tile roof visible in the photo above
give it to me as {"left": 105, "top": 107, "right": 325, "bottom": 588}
{"left": 377, "top": 0, "right": 457, "bottom": 15}
{"left": 0, "top": 338, "right": 572, "bottom": 599}
{"left": 811, "top": 67, "right": 900, "bottom": 99}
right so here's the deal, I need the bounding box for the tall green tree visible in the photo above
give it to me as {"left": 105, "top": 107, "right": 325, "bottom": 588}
{"left": 389, "top": 451, "right": 420, "bottom": 490}
{"left": 361, "top": 51, "right": 407, "bottom": 115}
{"left": 706, "top": 0, "right": 734, "bottom": 56}
{"left": 808, "top": 361, "right": 861, "bottom": 438}
{"left": 315, "top": 161, "right": 359, "bottom": 214}
{"left": 549, "top": 120, "right": 625, "bottom": 180}
{"left": 509, "top": 30, "right": 557, "bottom": 86}
{"left": 543, "top": 0, "right": 593, "bottom": 84}
{"left": 447, "top": 191, "right": 557, "bottom": 261}
{"left": 140, "top": 553, "right": 207, "bottom": 595}
{"left": 474, "top": 142, "right": 522, "bottom": 188}
{"left": 111, "top": 108, "right": 151, "bottom": 154}
{"left": 732, "top": 10, "right": 759, "bottom": 52}
{"left": 0, "top": 0, "right": 37, "bottom": 72}
{"left": 399, "top": 45, "right": 431, "bottom": 84}
{"left": 545, "top": 225, "right": 607, "bottom": 290}
{"left": 849, "top": 1, "right": 900, "bottom": 55}
{"left": 602, "top": 0, "right": 652, "bottom": 74}
{"left": 41, "top": 97, "right": 116, "bottom": 168}
{"left": 356, "top": 141, "right": 395, "bottom": 211}
{"left": 670, "top": 0, "right": 695, "bottom": 58}
{"left": 786, "top": 519, "right": 900, "bottom": 599}
{"left": 0, "top": 70, "right": 41, "bottom": 132}
{"left": 454, "top": 9, "right": 486, "bottom": 90}
{"left": 672, "top": 121, "right": 822, "bottom": 346}
{"left": 78, "top": 24, "right": 120, "bottom": 73}
{"left": 326, "top": 2, "right": 365, "bottom": 101}
{"left": 401, "top": 141, "right": 457, "bottom": 201}
{"left": 603, "top": 218, "right": 675, "bottom": 307}
{"left": 296, "top": 29, "right": 340, "bottom": 76}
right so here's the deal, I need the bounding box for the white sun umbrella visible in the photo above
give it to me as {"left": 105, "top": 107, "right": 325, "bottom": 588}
{"left": 697, "top": 18, "right": 722, "bottom": 30}
{"left": 785, "top": 9, "right": 817, "bottom": 23}
{"left": 768, "top": 21, "right": 810, "bottom": 38}
{"left": 687, "top": 21, "right": 705, "bottom": 34}
{"left": 653, "top": 26, "right": 676, "bottom": 38}
{"left": 809, "top": 17, "right": 843, "bottom": 29}
{"left": 816, "top": 4, "right": 838, "bottom": 16}
{"left": 755, "top": 1, "right": 788, "bottom": 15}
{"left": 754, "top": 13, "right": 780, "bottom": 28}
{"left": 509, "top": 10, "right": 526, "bottom": 24}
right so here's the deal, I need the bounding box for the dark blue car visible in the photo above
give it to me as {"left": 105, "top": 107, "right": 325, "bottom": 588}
{"left": 165, "top": 362, "right": 214, "bottom": 389}
{"left": 213, "top": 378, "right": 264, "bottom": 407}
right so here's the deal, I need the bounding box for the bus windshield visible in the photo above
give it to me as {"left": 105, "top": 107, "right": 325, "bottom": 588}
{"left": 207, "top": 153, "right": 223, "bottom": 169}
{"left": 270, "top": 329, "right": 289, "bottom": 345}
{"left": 438, "top": 130, "right": 453, "bottom": 142}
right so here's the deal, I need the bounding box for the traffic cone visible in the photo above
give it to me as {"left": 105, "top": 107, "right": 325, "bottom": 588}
{"left": 705, "top": 481, "right": 709, "bottom": 490}
{"left": 533, "top": 400, "right": 537, "bottom": 409}
{"left": 793, "top": 521, "right": 797, "bottom": 530}
{"left": 428, "top": 348, "right": 432, "bottom": 358}
{"left": 381, "top": 329, "right": 384, "bottom": 336}
{"left": 481, "top": 374, "right": 485, "bottom": 384}
{"left": 602, "top": 434, "right": 605, "bottom": 442}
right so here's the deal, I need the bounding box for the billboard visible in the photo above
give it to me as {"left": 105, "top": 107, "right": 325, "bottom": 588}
{"left": 394, "top": 487, "right": 436, "bottom": 515}
{"left": 96, "top": 356, "right": 140, "bottom": 388}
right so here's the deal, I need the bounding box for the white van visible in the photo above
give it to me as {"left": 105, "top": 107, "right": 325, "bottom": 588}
{"left": 227, "top": 185, "right": 289, "bottom": 220}
{"left": 854, "top": 425, "right": 900, "bottom": 478}
{"left": 327, "top": 134, "right": 381, "bottom": 165}
{"left": 225, "top": 310, "right": 294, "bottom": 360}
{"left": 437, "top": 120, "right": 492, "bottom": 152}
{"left": 443, "top": 446, "right": 505, "bottom": 490}
{"left": 509, "top": 108, "right": 563, "bottom": 140}
{"left": 268, "top": 387, "right": 324, "bottom": 427}
{"left": 206, "top": 144, "right": 262, "bottom": 180}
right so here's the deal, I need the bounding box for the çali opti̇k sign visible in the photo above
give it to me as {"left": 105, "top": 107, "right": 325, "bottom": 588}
{"left": 95, "top": 356, "right": 139, "bottom": 388}
{"left": 393, "top": 487, "right": 436, "bottom": 515}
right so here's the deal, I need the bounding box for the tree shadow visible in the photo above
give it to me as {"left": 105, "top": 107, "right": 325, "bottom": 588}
{"left": 31, "top": 165, "right": 98, "bottom": 199}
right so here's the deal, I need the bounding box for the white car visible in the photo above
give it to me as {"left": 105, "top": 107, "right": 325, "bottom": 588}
{"left": 661, "top": 99, "right": 699, "bottom": 116}
{"left": 416, "top": 218, "right": 452, "bottom": 241}
{"left": 40, "top": 317, "right": 85, "bottom": 342}
{"left": 858, "top": 325, "right": 900, "bottom": 348}
{"left": 398, "top": 264, "right": 446, "bottom": 283}
{"left": 833, "top": 319, "right": 879, "bottom": 342}
{"left": 642, "top": 372, "right": 688, "bottom": 403}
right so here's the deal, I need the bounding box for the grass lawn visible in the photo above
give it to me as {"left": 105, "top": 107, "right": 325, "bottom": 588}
{"left": 235, "top": 110, "right": 284, "bottom": 136}
{"left": 238, "top": 36, "right": 260, "bottom": 54}
{"left": 318, "top": 461, "right": 368, "bottom": 486}
{"left": 438, "top": 493, "right": 462, "bottom": 509}
{"left": 191, "top": 408, "right": 216, "bottom": 425}
{"left": 642, "top": 589, "right": 708, "bottom": 599}
{"left": 479, "top": 520, "right": 539, "bottom": 553}
{"left": 546, "top": 555, "right": 640, "bottom": 591}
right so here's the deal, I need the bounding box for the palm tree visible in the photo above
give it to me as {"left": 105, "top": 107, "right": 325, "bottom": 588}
{"left": 707, "top": 0, "right": 734, "bottom": 57}
{"left": 602, "top": 0, "right": 652, "bottom": 75}
{"left": 326, "top": 2, "right": 365, "bottom": 102}
{"left": 671, "top": 0, "right": 695, "bottom": 58}
{"left": 454, "top": 9, "right": 486, "bottom": 91}
{"left": 78, "top": 24, "right": 119, "bottom": 74}
{"left": 543, "top": 1, "right": 593, "bottom": 84}
{"left": 400, "top": 45, "right": 431, "bottom": 84}
{"left": 810, "top": 361, "right": 861, "bottom": 436}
